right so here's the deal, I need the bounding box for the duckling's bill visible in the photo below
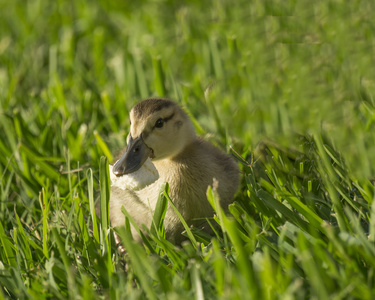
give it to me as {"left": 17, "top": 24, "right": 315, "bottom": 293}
{"left": 109, "top": 158, "right": 159, "bottom": 191}
{"left": 113, "top": 135, "right": 153, "bottom": 176}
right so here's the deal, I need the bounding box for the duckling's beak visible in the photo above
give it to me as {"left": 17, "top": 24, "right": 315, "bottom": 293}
{"left": 113, "top": 135, "right": 152, "bottom": 176}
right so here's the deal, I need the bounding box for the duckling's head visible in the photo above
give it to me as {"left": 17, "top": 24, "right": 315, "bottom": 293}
{"left": 113, "top": 98, "right": 195, "bottom": 176}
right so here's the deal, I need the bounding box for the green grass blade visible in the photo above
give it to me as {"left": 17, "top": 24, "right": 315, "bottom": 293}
{"left": 225, "top": 218, "right": 261, "bottom": 299}
{"left": 14, "top": 213, "right": 33, "bottom": 269}
{"left": 297, "top": 233, "right": 329, "bottom": 300}
{"left": 257, "top": 189, "right": 309, "bottom": 231}
{"left": 153, "top": 56, "right": 166, "bottom": 97}
{"left": 18, "top": 144, "right": 61, "bottom": 181}
{"left": 314, "top": 134, "right": 348, "bottom": 231}
{"left": 94, "top": 132, "right": 113, "bottom": 162}
{"left": 150, "top": 182, "right": 169, "bottom": 238}
{"left": 116, "top": 227, "right": 158, "bottom": 300}
{"left": 165, "top": 190, "right": 197, "bottom": 247}
{"left": 38, "top": 188, "right": 49, "bottom": 259}
{"left": 282, "top": 192, "right": 324, "bottom": 228}
{"left": 120, "top": 206, "right": 156, "bottom": 254}
{"left": 99, "top": 156, "right": 113, "bottom": 287}
{"left": 87, "top": 168, "right": 99, "bottom": 243}
{"left": 99, "top": 156, "right": 110, "bottom": 234}
{"left": 0, "top": 223, "right": 17, "bottom": 268}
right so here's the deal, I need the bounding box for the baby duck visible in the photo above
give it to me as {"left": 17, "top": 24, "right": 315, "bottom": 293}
{"left": 110, "top": 98, "right": 240, "bottom": 243}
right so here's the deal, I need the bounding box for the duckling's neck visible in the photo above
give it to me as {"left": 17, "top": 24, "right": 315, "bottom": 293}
{"left": 152, "top": 137, "right": 199, "bottom": 174}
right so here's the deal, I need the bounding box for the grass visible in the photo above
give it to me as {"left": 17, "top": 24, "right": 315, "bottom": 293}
{"left": 1, "top": 0, "right": 375, "bottom": 298}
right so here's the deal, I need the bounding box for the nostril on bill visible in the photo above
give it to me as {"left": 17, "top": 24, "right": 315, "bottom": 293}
{"left": 114, "top": 169, "right": 124, "bottom": 177}
{"left": 113, "top": 165, "right": 124, "bottom": 177}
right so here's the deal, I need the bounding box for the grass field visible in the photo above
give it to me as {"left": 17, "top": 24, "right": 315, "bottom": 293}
{"left": 1, "top": 0, "right": 375, "bottom": 298}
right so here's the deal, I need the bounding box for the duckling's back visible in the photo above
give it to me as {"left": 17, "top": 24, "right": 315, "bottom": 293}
{"left": 154, "top": 137, "right": 240, "bottom": 241}
{"left": 191, "top": 138, "right": 240, "bottom": 205}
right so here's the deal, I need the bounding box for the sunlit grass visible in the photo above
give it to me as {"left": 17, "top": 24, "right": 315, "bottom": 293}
{"left": 1, "top": 0, "right": 375, "bottom": 298}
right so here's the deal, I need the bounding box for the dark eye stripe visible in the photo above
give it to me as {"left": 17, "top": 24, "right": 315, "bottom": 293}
{"left": 163, "top": 113, "right": 175, "bottom": 122}
{"left": 152, "top": 113, "right": 175, "bottom": 130}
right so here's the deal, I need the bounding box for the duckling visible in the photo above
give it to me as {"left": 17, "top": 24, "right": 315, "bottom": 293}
{"left": 110, "top": 98, "right": 240, "bottom": 244}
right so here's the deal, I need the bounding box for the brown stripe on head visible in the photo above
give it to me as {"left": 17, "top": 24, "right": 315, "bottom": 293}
{"left": 131, "top": 98, "right": 175, "bottom": 119}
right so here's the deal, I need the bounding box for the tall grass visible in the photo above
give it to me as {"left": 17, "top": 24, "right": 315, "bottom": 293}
{"left": 1, "top": 0, "right": 375, "bottom": 298}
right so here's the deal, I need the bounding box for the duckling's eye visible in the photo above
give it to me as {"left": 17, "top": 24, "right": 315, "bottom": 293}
{"left": 155, "top": 118, "right": 164, "bottom": 128}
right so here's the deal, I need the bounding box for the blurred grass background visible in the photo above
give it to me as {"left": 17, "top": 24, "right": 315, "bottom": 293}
{"left": 1, "top": 0, "right": 375, "bottom": 173}
{"left": 1, "top": 0, "right": 375, "bottom": 298}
